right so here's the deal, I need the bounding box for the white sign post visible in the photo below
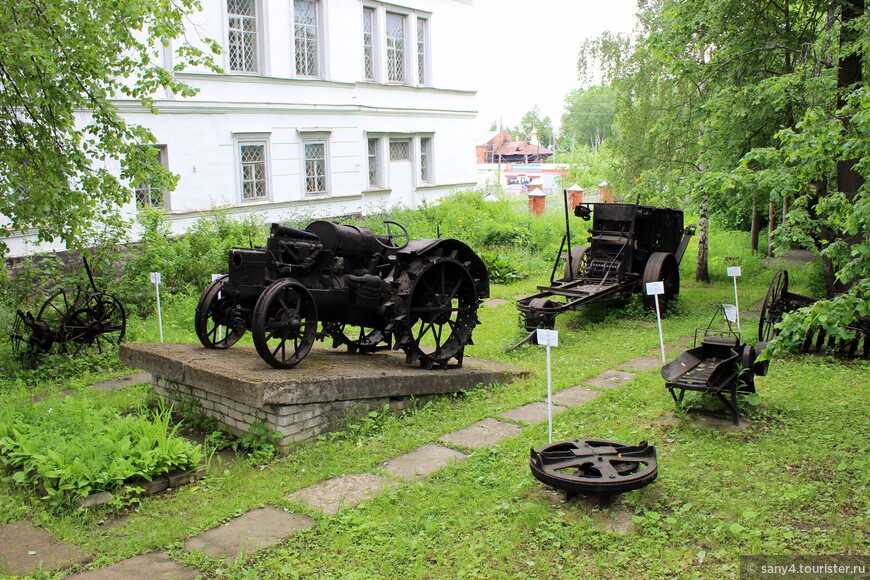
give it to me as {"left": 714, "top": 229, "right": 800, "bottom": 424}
{"left": 150, "top": 272, "right": 164, "bottom": 343}
{"left": 645, "top": 281, "right": 666, "bottom": 362}
{"left": 727, "top": 266, "right": 742, "bottom": 333}
{"left": 536, "top": 328, "right": 559, "bottom": 443}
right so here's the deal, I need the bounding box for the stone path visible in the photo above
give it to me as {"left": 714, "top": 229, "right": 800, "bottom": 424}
{"left": 1, "top": 348, "right": 718, "bottom": 578}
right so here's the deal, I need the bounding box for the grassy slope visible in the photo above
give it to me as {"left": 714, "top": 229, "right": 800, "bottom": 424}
{"left": 0, "top": 230, "right": 867, "bottom": 579}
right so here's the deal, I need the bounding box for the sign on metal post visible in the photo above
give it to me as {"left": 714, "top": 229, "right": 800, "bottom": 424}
{"left": 727, "top": 266, "right": 742, "bottom": 333}
{"left": 645, "top": 281, "right": 666, "bottom": 362}
{"left": 536, "top": 328, "right": 559, "bottom": 443}
{"left": 150, "top": 272, "right": 164, "bottom": 343}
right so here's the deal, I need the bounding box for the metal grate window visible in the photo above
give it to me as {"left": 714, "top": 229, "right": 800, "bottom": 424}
{"left": 420, "top": 137, "right": 431, "bottom": 182}
{"left": 294, "top": 0, "right": 318, "bottom": 77}
{"left": 368, "top": 138, "right": 380, "bottom": 187}
{"left": 304, "top": 142, "right": 327, "bottom": 194}
{"left": 389, "top": 139, "right": 410, "bottom": 161}
{"left": 135, "top": 146, "right": 167, "bottom": 208}
{"left": 386, "top": 13, "right": 405, "bottom": 83}
{"left": 416, "top": 18, "right": 427, "bottom": 84}
{"left": 228, "top": 0, "right": 258, "bottom": 72}
{"left": 363, "top": 8, "right": 375, "bottom": 81}
{"left": 240, "top": 143, "right": 267, "bottom": 199}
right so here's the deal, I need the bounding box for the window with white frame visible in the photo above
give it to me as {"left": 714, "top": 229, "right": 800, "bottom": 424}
{"left": 416, "top": 17, "right": 427, "bottom": 85}
{"left": 367, "top": 138, "right": 381, "bottom": 187}
{"left": 134, "top": 145, "right": 168, "bottom": 208}
{"left": 362, "top": 7, "right": 375, "bottom": 81}
{"left": 303, "top": 140, "right": 328, "bottom": 195}
{"left": 294, "top": 0, "right": 319, "bottom": 77}
{"left": 389, "top": 139, "right": 410, "bottom": 161}
{"left": 227, "top": 0, "right": 259, "bottom": 72}
{"left": 236, "top": 136, "right": 270, "bottom": 201}
{"left": 419, "top": 137, "right": 432, "bottom": 183}
{"left": 385, "top": 12, "right": 405, "bottom": 83}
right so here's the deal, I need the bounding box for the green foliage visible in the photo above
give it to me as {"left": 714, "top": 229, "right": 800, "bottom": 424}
{"left": 0, "top": 396, "right": 202, "bottom": 509}
{"left": 479, "top": 251, "right": 524, "bottom": 284}
{"left": 0, "top": 0, "right": 221, "bottom": 256}
{"left": 559, "top": 85, "right": 617, "bottom": 153}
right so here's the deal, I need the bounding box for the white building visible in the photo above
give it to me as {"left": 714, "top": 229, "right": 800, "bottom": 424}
{"left": 8, "top": 0, "right": 477, "bottom": 256}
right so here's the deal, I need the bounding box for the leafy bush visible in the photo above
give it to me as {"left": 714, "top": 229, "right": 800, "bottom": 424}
{"left": 480, "top": 251, "right": 525, "bottom": 284}
{"left": 0, "top": 396, "right": 203, "bottom": 509}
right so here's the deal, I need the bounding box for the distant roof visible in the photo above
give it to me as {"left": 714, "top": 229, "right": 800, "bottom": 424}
{"left": 494, "top": 141, "right": 553, "bottom": 156}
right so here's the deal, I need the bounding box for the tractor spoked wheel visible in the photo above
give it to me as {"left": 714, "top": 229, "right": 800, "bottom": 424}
{"left": 195, "top": 274, "right": 246, "bottom": 349}
{"left": 530, "top": 439, "right": 658, "bottom": 496}
{"left": 252, "top": 279, "right": 318, "bottom": 369}
{"left": 63, "top": 292, "right": 127, "bottom": 355}
{"left": 395, "top": 257, "right": 480, "bottom": 369}
{"left": 323, "top": 323, "right": 389, "bottom": 354}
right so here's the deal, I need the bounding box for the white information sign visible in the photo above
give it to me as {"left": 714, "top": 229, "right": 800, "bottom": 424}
{"left": 723, "top": 304, "right": 738, "bottom": 323}
{"left": 150, "top": 272, "right": 164, "bottom": 342}
{"left": 645, "top": 281, "right": 665, "bottom": 296}
{"left": 150, "top": 272, "right": 162, "bottom": 284}
{"left": 727, "top": 266, "right": 742, "bottom": 277}
{"left": 727, "top": 266, "right": 742, "bottom": 333}
{"left": 536, "top": 328, "right": 559, "bottom": 347}
{"left": 211, "top": 273, "right": 223, "bottom": 282}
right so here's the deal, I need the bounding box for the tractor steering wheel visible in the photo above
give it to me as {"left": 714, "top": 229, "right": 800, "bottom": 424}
{"left": 376, "top": 220, "right": 410, "bottom": 250}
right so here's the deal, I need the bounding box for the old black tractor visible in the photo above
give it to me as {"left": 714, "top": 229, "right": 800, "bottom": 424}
{"left": 516, "top": 200, "right": 695, "bottom": 336}
{"left": 195, "top": 220, "right": 489, "bottom": 369}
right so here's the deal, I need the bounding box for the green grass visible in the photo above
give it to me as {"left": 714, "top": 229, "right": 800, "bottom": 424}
{"left": 0, "top": 223, "right": 867, "bottom": 579}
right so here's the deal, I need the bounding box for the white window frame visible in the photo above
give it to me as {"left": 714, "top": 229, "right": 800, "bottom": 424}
{"left": 134, "top": 145, "right": 169, "bottom": 209}
{"left": 226, "top": 0, "right": 264, "bottom": 74}
{"left": 292, "top": 0, "right": 321, "bottom": 78}
{"left": 362, "top": 4, "right": 430, "bottom": 85}
{"left": 416, "top": 16, "right": 428, "bottom": 86}
{"left": 418, "top": 135, "right": 433, "bottom": 185}
{"left": 299, "top": 130, "right": 331, "bottom": 197}
{"left": 367, "top": 136, "right": 384, "bottom": 189}
{"left": 362, "top": 6, "right": 377, "bottom": 81}
{"left": 234, "top": 133, "right": 272, "bottom": 203}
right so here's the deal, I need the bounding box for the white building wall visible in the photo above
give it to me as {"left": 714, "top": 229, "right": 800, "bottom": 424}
{"left": 6, "top": 0, "right": 477, "bottom": 256}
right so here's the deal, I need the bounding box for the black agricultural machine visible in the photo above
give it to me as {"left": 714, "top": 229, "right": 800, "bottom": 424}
{"left": 759, "top": 269, "right": 869, "bottom": 358}
{"left": 516, "top": 199, "right": 695, "bottom": 336}
{"left": 195, "top": 219, "right": 489, "bottom": 369}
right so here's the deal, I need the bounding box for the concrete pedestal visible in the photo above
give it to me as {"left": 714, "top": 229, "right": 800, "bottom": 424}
{"left": 120, "top": 343, "right": 528, "bottom": 452}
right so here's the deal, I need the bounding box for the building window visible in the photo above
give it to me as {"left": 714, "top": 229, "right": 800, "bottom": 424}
{"left": 416, "top": 18, "right": 427, "bottom": 85}
{"left": 228, "top": 0, "right": 258, "bottom": 72}
{"left": 419, "top": 137, "right": 431, "bottom": 183}
{"left": 389, "top": 139, "right": 410, "bottom": 161}
{"left": 237, "top": 140, "right": 269, "bottom": 200}
{"left": 362, "top": 7, "right": 375, "bottom": 81}
{"left": 294, "top": 0, "right": 319, "bottom": 77}
{"left": 304, "top": 142, "right": 328, "bottom": 195}
{"left": 134, "top": 146, "right": 168, "bottom": 208}
{"left": 368, "top": 138, "right": 381, "bottom": 187}
{"left": 386, "top": 13, "right": 405, "bottom": 83}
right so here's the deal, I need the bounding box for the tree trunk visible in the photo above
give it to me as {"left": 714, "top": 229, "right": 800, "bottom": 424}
{"left": 750, "top": 198, "right": 760, "bottom": 252}
{"left": 696, "top": 196, "right": 709, "bottom": 283}
{"left": 767, "top": 200, "right": 776, "bottom": 258}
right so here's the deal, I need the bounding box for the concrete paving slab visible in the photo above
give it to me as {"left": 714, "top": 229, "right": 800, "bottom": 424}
{"left": 287, "top": 473, "right": 398, "bottom": 515}
{"left": 0, "top": 520, "right": 82, "bottom": 577}
{"left": 65, "top": 552, "right": 199, "bottom": 579}
{"left": 584, "top": 369, "right": 636, "bottom": 389}
{"left": 482, "top": 298, "right": 510, "bottom": 308}
{"left": 551, "top": 386, "right": 602, "bottom": 407}
{"left": 438, "top": 418, "right": 522, "bottom": 449}
{"left": 89, "top": 372, "right": 152, "bottom": 392}
{"left": 184, "top": 507, "right": 314, "bottom": 560}
{"left": 381, "top": 443, "right": 467, "bottom": 481}
{"left": 617, "top": 356, "right": 662, "bottom": 373}
{"left": 499, "top": 401, "right": 567, "bottom": 424}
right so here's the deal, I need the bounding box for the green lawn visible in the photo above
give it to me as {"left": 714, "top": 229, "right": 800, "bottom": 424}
{"left": 0, "top": 232, "right": 867, "bottom": 579}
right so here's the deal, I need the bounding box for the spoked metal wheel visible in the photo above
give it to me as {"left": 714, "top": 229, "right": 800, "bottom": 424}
{"left": 195, "top": 275, "right": 246, "bottom": 349}
{"left": 396, "top": 257, "right": 480, "bottom": 369}
{"left": 641, "top": 252, "right": 680, "bottom": 311}
{"left": 758, "top": 269, "right": 788, "bottom": 342}
{"left": 530, "top": 439, "right": 658, "bottom": 495}
{"left": 252, "top": 280, "right": 318, "bottom": 369}
{"left": 63, "top": 292, "right": 127, "bottom": 355}
{"left": 562, "top": 245, "right": 590, "bottom": 281}
{"left": 323, "top": 323, "right": 389, "bottom": 354}
{"left": 20, "top": 289, "right": 77, "bottom": 357}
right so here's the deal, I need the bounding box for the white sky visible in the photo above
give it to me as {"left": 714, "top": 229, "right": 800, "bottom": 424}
{"left": 471, "top": 0, "right": 637, "bottom": 135}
